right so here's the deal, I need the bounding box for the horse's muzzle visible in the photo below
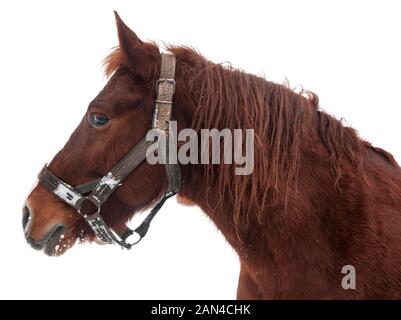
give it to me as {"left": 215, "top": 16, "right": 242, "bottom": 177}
{"left": 23, "top": 206, "right": 65, "bottom": 256}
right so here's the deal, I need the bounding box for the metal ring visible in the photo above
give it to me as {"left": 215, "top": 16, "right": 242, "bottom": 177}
{"left": 77, "top": 197, "right": 101, "bottom": 219}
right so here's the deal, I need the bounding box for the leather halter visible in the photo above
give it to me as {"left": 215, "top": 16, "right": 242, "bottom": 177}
{"left": 38, "top": 53, "right": 181, "bottom": 249}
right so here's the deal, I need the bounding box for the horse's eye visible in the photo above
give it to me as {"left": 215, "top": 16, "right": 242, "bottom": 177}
{"left": 89, "top": 113, "right": 109, "bottom": 127}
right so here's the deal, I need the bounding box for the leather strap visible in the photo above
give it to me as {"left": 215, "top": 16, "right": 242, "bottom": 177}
{"left": 153, "top": 54, "right": 176, "bottom": 131}
{"left": 85, "top": 137, "right": 154, "bottom": 208}
{"left": 38, "top": 167, "right": 83, "bottom": 210}
{"left": 153, "top": 53, "right": 181, "bottom": 195}
{"left": 75, "top": 179, "right": 100, "bottom": 195}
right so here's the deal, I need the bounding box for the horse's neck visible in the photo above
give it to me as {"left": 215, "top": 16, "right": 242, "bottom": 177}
{"left": 177, "top": 143, "right": 355, "bottom": 297}
{"left": 173, "top": 91, "right": 339, "bottom": 258}
{"left": 172, "top": 60, "right": 337, "bottom": 262}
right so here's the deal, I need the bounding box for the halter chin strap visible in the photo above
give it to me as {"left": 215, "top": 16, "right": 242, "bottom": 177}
{"left": 38, "top": 53, "right": 181, "bottom": 250}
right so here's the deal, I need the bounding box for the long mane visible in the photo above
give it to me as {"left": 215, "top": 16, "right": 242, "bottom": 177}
{"left": 104, "top": 45, "right": 389, "bottom": 235}
{"left": 170, "top": 47, "right": 371, "bottom": 227}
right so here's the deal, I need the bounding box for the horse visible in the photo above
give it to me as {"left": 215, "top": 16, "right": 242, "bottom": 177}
{"left": 23, "top": 12, "right": 401, "bottom": 299}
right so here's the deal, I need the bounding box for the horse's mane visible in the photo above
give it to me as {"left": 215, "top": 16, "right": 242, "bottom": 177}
{"left": 104, "top": 45, "right": 395, "bottom": 235}
{"left": 168, "top": 47, "right": 370, "bottom": 227}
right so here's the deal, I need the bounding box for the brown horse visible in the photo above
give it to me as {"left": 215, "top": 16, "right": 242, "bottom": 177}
{"left": 23, "top": 12, "right": 401, "bottom": 299}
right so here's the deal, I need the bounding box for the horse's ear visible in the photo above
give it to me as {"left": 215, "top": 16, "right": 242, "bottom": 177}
{"left": 114, "top": 11, "right": 159, "bottom": 80}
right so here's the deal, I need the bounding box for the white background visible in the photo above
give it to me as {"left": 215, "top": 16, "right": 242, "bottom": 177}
{"left": 0, "top": 0, "right": 400, "bottom": 299}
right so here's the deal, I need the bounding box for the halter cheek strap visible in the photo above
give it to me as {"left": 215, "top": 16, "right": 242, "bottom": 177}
{"left": 38, "top": 53, "right": 181, "bottom": 250}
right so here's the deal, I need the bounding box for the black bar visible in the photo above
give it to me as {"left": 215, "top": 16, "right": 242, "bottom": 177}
{"left": 1, "top": 300, "right": 399, "bottom": 319}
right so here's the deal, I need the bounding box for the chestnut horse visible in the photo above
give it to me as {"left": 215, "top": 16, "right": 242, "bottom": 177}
{"left": 23, "top": 12, "right": 401, "bottom": 299}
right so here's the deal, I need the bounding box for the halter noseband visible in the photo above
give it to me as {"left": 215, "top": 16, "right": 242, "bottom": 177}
{"left": 37, "top": 53, "right": 181, "bottom": 249}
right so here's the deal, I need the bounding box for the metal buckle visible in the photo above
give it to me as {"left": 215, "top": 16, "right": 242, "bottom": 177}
{"left": 156, "top": 78, "right": 176, "bottom": 94}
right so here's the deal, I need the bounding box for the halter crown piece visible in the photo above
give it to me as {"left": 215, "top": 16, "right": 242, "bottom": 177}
{"left": 38, "top": 53, "right": 181, "bottom": 249}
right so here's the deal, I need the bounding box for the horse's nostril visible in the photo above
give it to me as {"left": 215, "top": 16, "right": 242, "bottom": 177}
{"left": 22, "top": 206, "right": 31, "bottom": 231}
